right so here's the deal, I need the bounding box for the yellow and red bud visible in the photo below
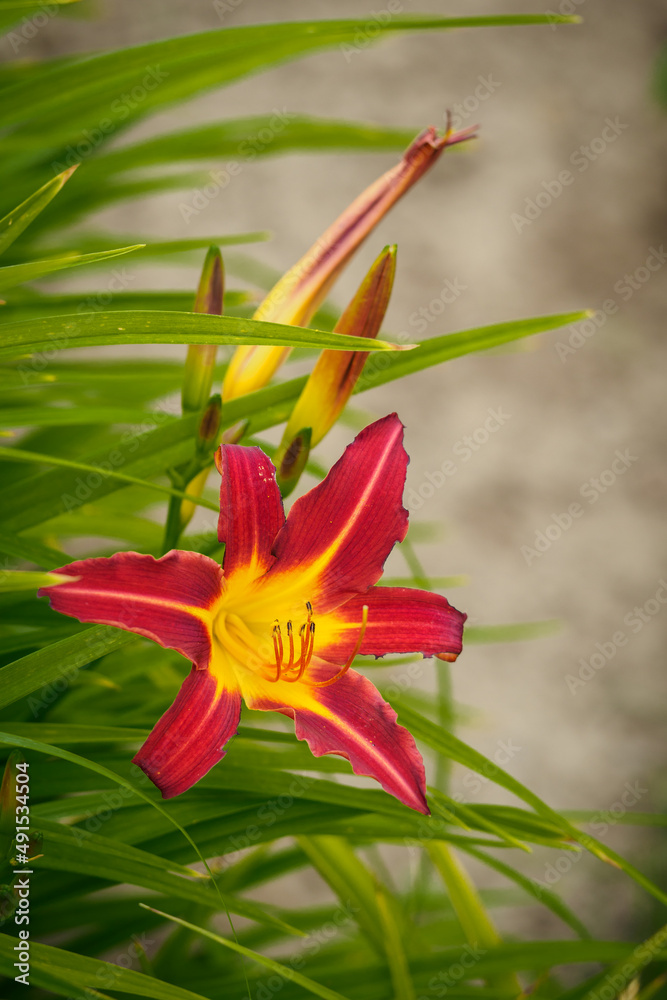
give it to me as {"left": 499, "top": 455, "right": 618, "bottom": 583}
{"left": 182, "top": 247, "right": 224, "bottom": 413}
{"left": 273, "top": 245, "right": 396, "bottom": 495}
{"left": 223, "top": 123, "right": 477, "bottom": 401}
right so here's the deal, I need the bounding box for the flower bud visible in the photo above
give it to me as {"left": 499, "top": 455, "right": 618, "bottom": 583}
{"left": 223, "top": 122, "right": 477, "bottom": 401}
{"left": 273, "top": 245, "right": 396, "bottom": 494}
{"left": 275, "top": 427, "right": 312, "bottom": 498}
{"left": 182, "top": 247, "right": 224, "bottom": 413}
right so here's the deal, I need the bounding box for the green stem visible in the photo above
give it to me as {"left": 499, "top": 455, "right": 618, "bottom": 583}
{"left": 161, "top": 494, "right": 184, "bottom": 554}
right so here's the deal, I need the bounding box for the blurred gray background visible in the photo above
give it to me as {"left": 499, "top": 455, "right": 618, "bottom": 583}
{"left": 12, "top": 0, "right": 667, "bottom": 938}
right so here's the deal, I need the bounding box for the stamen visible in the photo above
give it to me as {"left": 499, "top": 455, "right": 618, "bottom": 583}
{"left": 272, "top": 622, "right": 283, "bottom": 681}
{"left": 271, "top": 602, "right": 317, "bottom": 683}
{"left": 307, "top": 621, "right": 316, "bottom": 665}
{"left": 311, "top": 605, "right": 369, "bottom": 688}
{"left": 285, "top": 621, "right": 295, "bottom": 672}
{"left": 299, "top": 622, "right": 308, "bottom": 669}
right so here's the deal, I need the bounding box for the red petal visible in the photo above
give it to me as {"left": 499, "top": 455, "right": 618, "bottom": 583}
{"left": 38, "top": 550, "right": 222, "bottom": 668}
{"left": 133, "top": 668, "right": 241, "bottom": 798}
{"left": 215, "top": 444, "right": 285, "bottom": 579}
{"left": 318, "top": 587, "right": 466, "bottom": 662}
{"left": 245, "top": 666, "right": 428, "bottom": 814}
{"left": 265, "top": 414, "right": 408, "bottom": 612}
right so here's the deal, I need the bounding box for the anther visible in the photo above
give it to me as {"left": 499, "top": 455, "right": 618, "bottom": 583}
{"left": 272, "top": 622, "right": 283, "bottom": 681}
{"left": 271, "top": 602, "right": 316, "bottom": 683}
{"left": 285, "top": 621, "right": 295, "bottom": 672}
{"left": 311, "top": 605, "right": 368, "bottom": 688}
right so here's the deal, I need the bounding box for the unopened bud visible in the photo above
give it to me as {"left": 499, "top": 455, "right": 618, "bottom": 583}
{"left": 223, "top": 123, "right": 477, "bottom": 401}
{"left": 182, "top": 247, "right": 224, "bottom": 413}
{"left": 275, "top": 245, "right": 396, "bottom": 483}
{"left": 196, "top": 394, "right": 222, "bottom": 458}
{"left": 275, "top": 427, "right": 312, "bottom": 498}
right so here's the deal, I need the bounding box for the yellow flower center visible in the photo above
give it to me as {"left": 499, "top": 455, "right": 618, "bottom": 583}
{"left": 212, "top": 595, "right": 316, "bottom": 684}
{"left": 211, "top": 584, "right": 369, "bottom": 689}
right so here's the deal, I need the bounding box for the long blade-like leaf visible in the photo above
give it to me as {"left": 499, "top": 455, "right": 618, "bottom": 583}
{"left": 0, "top": 245, "right": 144, "bottom": 290}
{"left": 0, "top": 166, "right": 77, "bottom": 255}
{"left": 0, "top": 310, "right": 409, "bottom": 359}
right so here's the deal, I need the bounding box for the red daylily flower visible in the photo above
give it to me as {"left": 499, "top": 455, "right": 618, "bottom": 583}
{"left": 39, "top": 415, "right": 466, "bottom": 814}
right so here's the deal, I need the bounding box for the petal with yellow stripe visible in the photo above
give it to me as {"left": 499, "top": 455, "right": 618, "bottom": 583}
{"left": 261, "top": 413, "right": 408, "bottom": 613}
{"left": 38, "top": 550, "right": 223, "bottom": 668}
{"left": 133, "top": 665, "right": 241, "bottom": 799}
{"left": 315, "top": 587, "right": 466, "bottom": 664}
{"left": 241, "top": 660, "right": 428, "bottom": 815}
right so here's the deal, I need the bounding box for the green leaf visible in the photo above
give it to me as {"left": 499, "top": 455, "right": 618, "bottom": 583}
{"left": 0, "top": 527, "right": 64, "bottom": 567}
{"left": 0, "top": 310, "right": 409, "bottom": 359}
{"left": 0, "top": 569, "right": 74, "bottom": 591}
{"left": 0, "top": 445, "right": 221, "bottom": 511}
{"left": 0, "top": 166, "right": 77, "bottom": 255}
{"left": 457, "top": 842, "right": 590, "bottom": 940}
{"left": 140, "top": 904, "right": 351, "bottom": 1000}
{"left": 375, "top": 883, "right": 416, "bottom": 1000}
{"left": 0, "top": 0, "right": 81, "bottom": 6}
{"left": 426, "top": 842, "right": 500, "bottom": 948}
{"left": 7, "top": 231, "right": 271, "bottom": 266}
{"left": 397, "top": 701, "right": 667, "bottom": 908}
{"left": 87, "top": 114, "right": 419, "bottom": 176}
{"left": 0, "top": 722, "right": 148, "bottom": 743}
{"left": 464, "top": 620, "right": 560, "bottom": 644}
{"left": 0, "top": 405, "right": 169, "bottom": 427}
{"left": 0, "top": 933, "right": 209, "bottom": 1000}
{"left": 0, "top": 244, "right": 144, "bottom": 290}
{"left": 297, "top": 836, "right": 386, "bottom": 955}
{"left": 0, "top": 624, "right": 134, "bottom": 710}
{"left": 0, "top": 16, "right": 581, "bottom": 140}
{"left": 354, "top": 312, "right": 592, "bottom": 394}
{"left": 429, "top": 788, "right": 530, "bottom": 852}
{"left": 0, "top": 728, "right": 301, "bottom": 938}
